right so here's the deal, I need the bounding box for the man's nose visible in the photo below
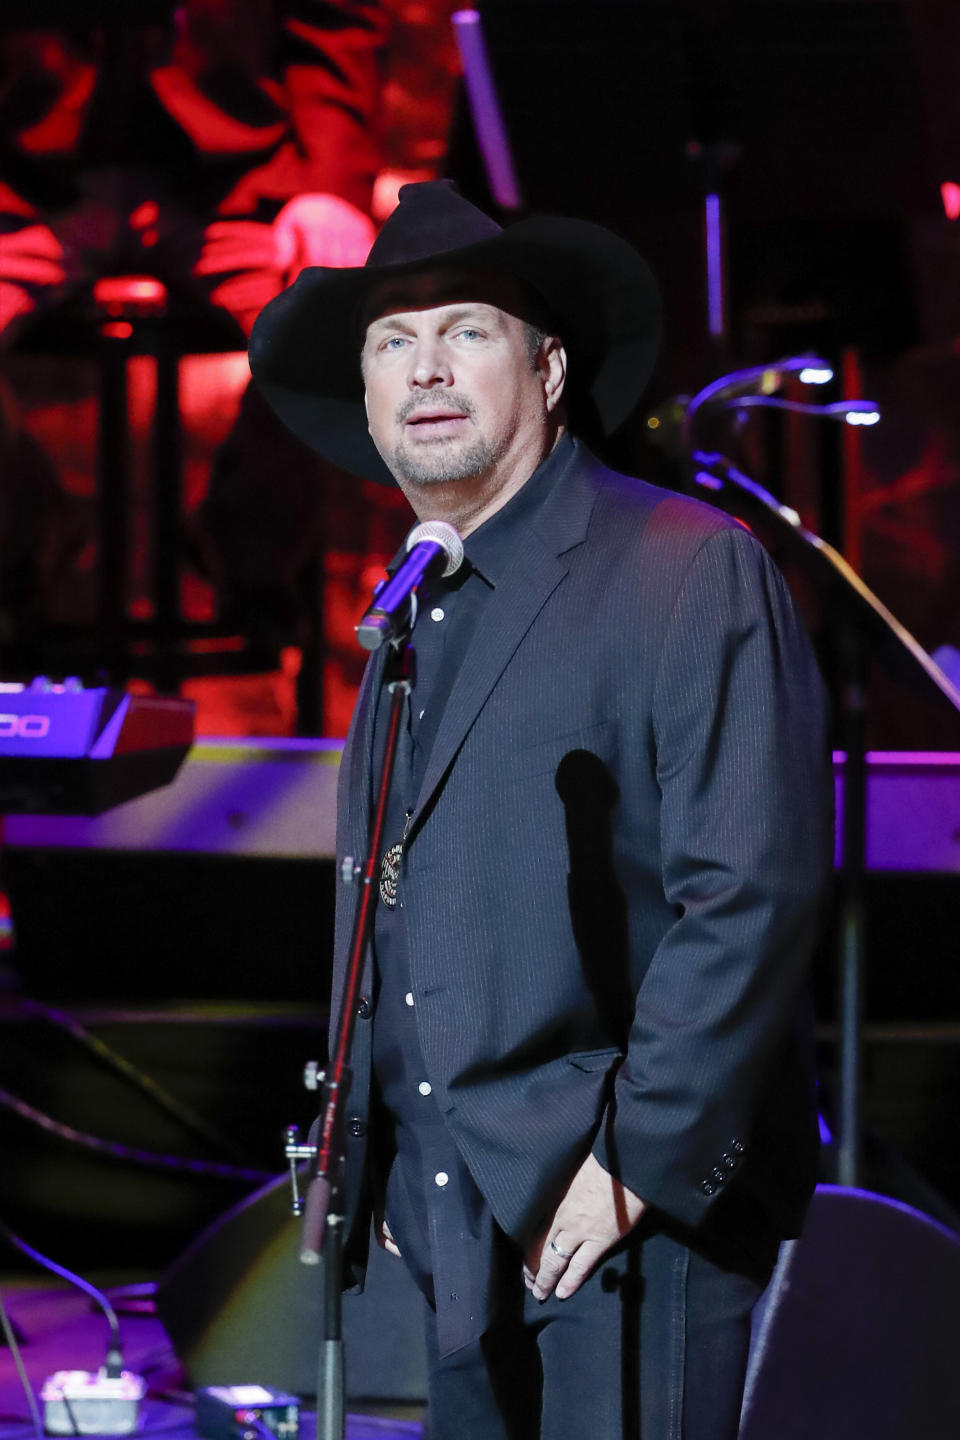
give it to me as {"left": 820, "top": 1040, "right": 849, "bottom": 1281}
{"left": 409, "top": 339, "right": 452, "bottom": 388}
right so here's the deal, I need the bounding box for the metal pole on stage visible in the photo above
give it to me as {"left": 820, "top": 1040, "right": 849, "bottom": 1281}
{"left": 836, "top": 635, "right": 868, "bottom": 1188}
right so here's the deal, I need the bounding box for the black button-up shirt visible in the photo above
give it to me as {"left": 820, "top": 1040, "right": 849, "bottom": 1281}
{"left": 370, "top": 434, "right": 574, "bottom": 1356}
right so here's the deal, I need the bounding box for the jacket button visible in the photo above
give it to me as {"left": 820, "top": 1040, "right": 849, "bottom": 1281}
{"left": 356, "top": 996, "right": 372, "bottom": 1019}
{"left": 699, "top": 1180, "right": 716, "bottom": 1196}
{"left": 348, "top": 1117, "right": 367, "bottom": 1138}
{"left": 712, "top": 1166, "right": 725, "bottom": 1184}
{"left": 722, "top": 1152, "right": 737, "bottom": 1171}
{"left": 731, "top": 1138, "right": 745, "bottom": 1154}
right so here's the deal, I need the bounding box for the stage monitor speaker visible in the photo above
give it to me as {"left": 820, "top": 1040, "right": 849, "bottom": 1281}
{"left": 155, "top": 1174, "right": 428, "bottom": 1402}
{"left": 741, "top": 1185, "right": 960, "bottom": 1439}
{"left": 159, "top": 1179, "right": 960, "bottom": 1426}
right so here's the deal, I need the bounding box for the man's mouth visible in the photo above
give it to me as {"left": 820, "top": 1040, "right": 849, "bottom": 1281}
{"left": 404, "top": 408, "right": 469, "bottom": 430}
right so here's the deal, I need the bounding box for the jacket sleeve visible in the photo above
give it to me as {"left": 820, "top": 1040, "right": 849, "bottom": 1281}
{"left": 593, "top": 524, "right": 832, "bottom": 1229}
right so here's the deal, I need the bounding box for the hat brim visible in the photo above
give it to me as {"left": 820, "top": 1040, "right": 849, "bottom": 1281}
{"left": 248, "top": 215, "right": 661, "bottom": 485}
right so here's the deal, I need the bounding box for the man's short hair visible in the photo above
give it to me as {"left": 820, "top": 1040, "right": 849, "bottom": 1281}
{"left": 522, "top": 322, "right": 550, "bottom": 367}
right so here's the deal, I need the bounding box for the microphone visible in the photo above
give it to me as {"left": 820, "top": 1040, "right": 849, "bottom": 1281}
{"left": 355, "top": 520, "right": 464, "bottom": 651}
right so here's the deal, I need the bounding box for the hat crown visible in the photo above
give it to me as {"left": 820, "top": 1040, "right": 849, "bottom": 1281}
{"left": 249, "top": 180, "right": 661, "bottom": 484}
{"left": 365, "top": 180, "right": 503, "bottom": 269}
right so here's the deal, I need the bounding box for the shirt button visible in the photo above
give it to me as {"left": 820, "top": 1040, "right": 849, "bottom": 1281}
{"left": 434, "top": 1171, "right": 449, "bottom": 1187}
{"left": 404, "top": 991, "right": 414, "bottom": 1007}
{"left": 430, "top": 607, "right": 445, "bottom": 622}
{"left": 418, "top": 1081, "right": 432, "bottom": 1096}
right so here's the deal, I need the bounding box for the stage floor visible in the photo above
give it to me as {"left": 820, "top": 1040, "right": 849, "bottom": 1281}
{"left": 0, "top": 1276, "right": 424, "bottom": 1440}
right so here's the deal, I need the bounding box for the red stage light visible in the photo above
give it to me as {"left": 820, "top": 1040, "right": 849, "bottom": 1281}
{"left": 93, "top": 276, "right": 166, "bottom": 305}
{"left": 93, "top": 276, "right": 168, "bottom": 318}
{"left": 129, "top": 200, "right": 160, "bottom": 229}
{"left": 361, "top": 564, "right": 389, "bottom": 591}
{"left": 941, "top": 181, "right": 960, "bottom": 220}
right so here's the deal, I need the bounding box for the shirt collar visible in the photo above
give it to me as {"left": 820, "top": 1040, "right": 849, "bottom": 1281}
{"left": 384, "top": 431, "right": 576, "bottom": 589}
{"left": 462, "top": 432, "right": 575, "bottom": 587}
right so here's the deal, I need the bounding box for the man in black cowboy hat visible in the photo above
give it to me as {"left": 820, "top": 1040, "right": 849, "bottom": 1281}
{"left": 250, "top": 181, "right": 831, "bottom": 1440}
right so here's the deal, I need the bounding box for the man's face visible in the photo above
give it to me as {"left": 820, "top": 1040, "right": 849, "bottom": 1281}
{"left": 361, "top": 271, "right": 565, "bottom": 528}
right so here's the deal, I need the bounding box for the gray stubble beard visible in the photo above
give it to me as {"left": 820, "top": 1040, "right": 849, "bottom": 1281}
{"left": 389, "top": 433, "right": 503, "bottom": 487}
{"left": 387, "top": 392, "right": 508, "bottom": 487}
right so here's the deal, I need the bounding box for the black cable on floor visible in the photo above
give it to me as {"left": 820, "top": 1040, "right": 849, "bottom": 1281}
{"left": 19, "top": 997, "right": 246, "bottom": 1164}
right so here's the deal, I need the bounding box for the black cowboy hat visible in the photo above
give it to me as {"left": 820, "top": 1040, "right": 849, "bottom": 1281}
{"left": 248, "top": 180, "right": 661, "bottom": 485}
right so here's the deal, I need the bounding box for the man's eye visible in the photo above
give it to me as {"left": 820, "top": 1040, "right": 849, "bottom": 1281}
{"left": 456, "top": 328, "right": 482, "bottom": 341}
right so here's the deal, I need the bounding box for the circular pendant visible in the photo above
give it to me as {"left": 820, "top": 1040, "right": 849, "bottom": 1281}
{"left": 379, "top": 842, "right": 403, "bottom": 908}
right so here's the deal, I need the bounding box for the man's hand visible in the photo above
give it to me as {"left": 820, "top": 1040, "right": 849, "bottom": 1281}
{"left": 524, "top": 1152, "right": 647, "bottom": 1302}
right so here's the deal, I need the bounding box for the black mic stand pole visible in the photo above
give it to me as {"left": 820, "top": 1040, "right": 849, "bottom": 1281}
{"left": 835, "top": 623, "right": 868, "bottom": 1187}
{"left": 297, "top": 640, "right": 412, "bottom": 1440}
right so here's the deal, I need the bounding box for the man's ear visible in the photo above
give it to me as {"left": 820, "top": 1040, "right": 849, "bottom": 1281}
{"left": 542, "top": 338, "right": 567, "bottom": 414}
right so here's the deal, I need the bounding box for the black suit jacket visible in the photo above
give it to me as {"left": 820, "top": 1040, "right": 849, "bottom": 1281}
{"left": 331, "top": 440, "right": 831, "bottom": 1279}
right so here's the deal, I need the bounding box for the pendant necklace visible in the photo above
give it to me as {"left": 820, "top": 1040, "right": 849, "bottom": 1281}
{"left": 379, "top": 809, "right": 413, "bottom": 908}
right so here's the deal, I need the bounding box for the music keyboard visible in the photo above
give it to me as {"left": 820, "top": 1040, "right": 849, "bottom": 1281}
{"left": 0, "top": 681, "right": 194, "bottom": 815}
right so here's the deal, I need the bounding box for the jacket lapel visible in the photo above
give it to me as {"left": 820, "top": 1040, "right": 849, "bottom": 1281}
{"left": 410, "top": 442, "right": 601, "bottom": 828}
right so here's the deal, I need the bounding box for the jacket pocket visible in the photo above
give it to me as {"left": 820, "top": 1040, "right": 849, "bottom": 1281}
{"left": 566, "top": 1046, "right": 623, "bottom": 1073}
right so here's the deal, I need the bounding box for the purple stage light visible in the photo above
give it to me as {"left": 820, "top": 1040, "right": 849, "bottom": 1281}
{"left": 705, "top": 192, "right": 724, "bottom": 339}
{"left": 453, "top": 11, "right": 522, "bottom": 212}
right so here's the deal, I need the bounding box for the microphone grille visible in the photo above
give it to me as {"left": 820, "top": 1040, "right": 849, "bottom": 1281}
{"left": 406, "top": 521, "right": 464, "bottom": 577}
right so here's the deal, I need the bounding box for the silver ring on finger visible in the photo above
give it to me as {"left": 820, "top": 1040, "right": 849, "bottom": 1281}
{"left": 549, "top": 1238, "right": 575, "bottom": 1260}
